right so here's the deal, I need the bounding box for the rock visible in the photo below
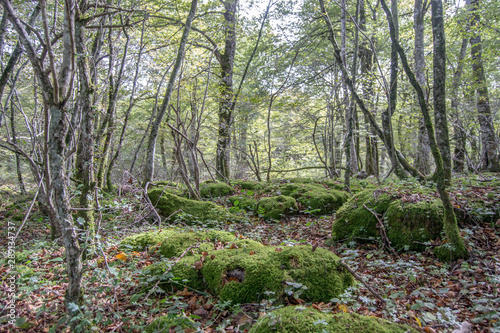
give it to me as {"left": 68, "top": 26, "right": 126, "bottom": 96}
{"left": 248, "top": 306, "right": 418, "bottom": 333}
{"left": 256, "top": 195, "right": 298, "bottom": 220}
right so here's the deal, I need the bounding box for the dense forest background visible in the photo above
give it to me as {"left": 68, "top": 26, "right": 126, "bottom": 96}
{"left": 0, "top": 0, "right": 499, "bottom": 331}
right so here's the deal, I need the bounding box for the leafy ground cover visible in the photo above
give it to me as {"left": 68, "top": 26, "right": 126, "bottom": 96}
{"left": 0, "top": 175, "right": 499, "bottom": 332}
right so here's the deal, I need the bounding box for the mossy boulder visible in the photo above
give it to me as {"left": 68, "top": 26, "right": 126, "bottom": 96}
{"left": 332, "top": 188, "right": 445, "bottom": 251}
{"left": 229, "top": 195, "right": 258, "bottom": 211}
{"left": 279, "top": 183, "right": 349, "bottom": 215}
{"left": 145, "top": 314, "right": 197, "bottom": 333}
{"left": 120, "top": 229, "right": 180, "bottom": 251}
{"left": 331, "top": 189, "right": 395, "bottom": 242}
{"left": 145, "top": 242, "right": 354, "bottom": 304}
{"left": 386, "top": 199, "right": 444, "bottom": 251}
{"left": 200, "top": 182, "right": 234, "bottom": 198}
{"left": 257, "top": 195, "right": 298, "bottom": 220}
{"left": 148, "top": 189, "right": 245, "bottom": 225}
{"left": 236, "top": 180, "right": 265, "bottom": 191}
{"left": 249, "top": 306, "right": 418, "bottom": 333}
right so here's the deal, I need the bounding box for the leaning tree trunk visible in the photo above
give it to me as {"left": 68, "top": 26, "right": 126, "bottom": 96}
{"left": 143, "top": 0, "right": 198, "bottom": 186}
{"left": 468, "top": 0, "right": 499, "bottom": 171}
{"left": 380, "top": 0, "right": 468, "bottom": 260}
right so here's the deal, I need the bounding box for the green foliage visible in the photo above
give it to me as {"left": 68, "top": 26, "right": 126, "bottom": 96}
{"left": 228, "top": 195, "right": 258, "bottom": 211}
{"left": 256, "top": 195, "right": 298, "bottom": 220}
{"left": 248, "top": 306, "right": 418, "bottom": 333}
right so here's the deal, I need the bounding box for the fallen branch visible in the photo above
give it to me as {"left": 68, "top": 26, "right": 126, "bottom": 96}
{"left": 338, "top": 260, "right": 386, "bottom": 305}
{"left": 363, "top": 204, "right": 396, "bottom": 254}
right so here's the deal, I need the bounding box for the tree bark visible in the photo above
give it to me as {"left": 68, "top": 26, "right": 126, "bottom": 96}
{"left": 414, "top": 0, "right": 431, "bottom": 175}
{"left": 468, "top": 0, "right": 499, "bottom": 171}
{"left": 451, "top": 38, "right": 468, "bottom": 172}
{"left": 143, "top": 0, "right": 198, "bottom": 185}
{"left": 215, "top": 0, "right": 238, "bottom": 180}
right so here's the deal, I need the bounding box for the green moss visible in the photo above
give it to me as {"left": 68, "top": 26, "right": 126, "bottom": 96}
{"left": 249, "top": 306, "right": 418, "bottom": 333}
{"left": 238, "top": 181, "right": 265, "bottom": 191}
{"left": 159, "top": 230, "right": 239, "bottom": 258}
{"left": 200, "top": 182, "right": 234, "bottom": 198}
{"left": 229, "top": 195, "right": 258, "bottom": 211}
{"left": 257, "top": 195, "right": 298, "bottom": 220}
{"left": 386, "top": 199, "right": 444, "bottom": 251}
{"left": 331, "top": 189, "right": 395, "bottom": 242}
{"left": 275, "top": 246, "right": 354, "bottom": 301}
{"left": 145, "top": 314, "right": 197, "bottom": 333}
{"left": 120, "top": 229, "right": 179, "bottom": 251}
{"left": 148, "top": 189, "right": 245, "bottom": 225}
{"left": 156, "top": 244, "right": 353, "bottom": 304}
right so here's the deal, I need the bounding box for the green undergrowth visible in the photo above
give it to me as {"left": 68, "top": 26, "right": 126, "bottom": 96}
{"left": 145, "top": 314, "right": 198, "bottom": 333}
{"left": 249, "top": 306, "right": 418, "bottom": 333}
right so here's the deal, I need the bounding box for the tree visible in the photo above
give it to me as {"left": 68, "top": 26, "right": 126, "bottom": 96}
{"left": 143, "top": 0, "right": 198, "bottom": 186}
{"left": 468, "top": 0, "right": 499, "bottom": 171}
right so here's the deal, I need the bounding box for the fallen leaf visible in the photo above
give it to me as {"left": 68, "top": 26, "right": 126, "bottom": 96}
{"left": 116, "top": 252, "right": 128, "bottom": 261}
{"left": 230, "top": 243, "right": 238, "bottom": 249}
{"left": 275, "top": 248, "right": 283, "bottom": 252}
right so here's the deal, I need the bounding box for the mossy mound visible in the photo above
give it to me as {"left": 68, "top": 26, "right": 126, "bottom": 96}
{"left": 120, "top": 229, "right": 179, "bottom": 251}
{"left": 159, "top": 230, "right": 257, "bottom": 258}
{"left": 145, "top": 242, "right": 354, "bottom": 304}
{"left": 331, "top": 188, "right": 445, "bottom": 251}
{"left": 145, "top": 314, "right": 197, "bottom": 333}
{"left": 249, "top": 306, "right": 418, "bottom": 333}
{"left": 279, "top": 183, "right": 349, "bottom": 215}
{"left": 228, "top": 195, "right": 258, "bottom": 211}
{"left": 236, "top": 180, "right": 265, "bottom": 191}
{"left": 386, "top": 199, "right": 444, "bottom": 251}
{"left": 200, "top": 182, "right": 234, "bottom": 198}
{"left": 257, "top": 195, "right": 298, "bottom": 220}
{"left": 331, "top": 189, "right": 396, "bottom": 243}
{"left": 148, "top": 189, "right": 245, "bottom": 225}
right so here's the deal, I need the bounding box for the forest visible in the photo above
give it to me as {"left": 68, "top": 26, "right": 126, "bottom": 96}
{"left": 0, "top": 0, "right": 499, "bottom": 331}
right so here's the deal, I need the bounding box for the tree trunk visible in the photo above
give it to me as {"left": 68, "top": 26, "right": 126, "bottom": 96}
{"left": 468, "top": 0, "right": 499, "bottom": 171}
{"left": 143, "top": 0, "right": 198, "bottom": 185}
{"left": 380, "top": 0, "right": 468, "bottom": 260}
{"left": 414, "top": 0, "right": 431, "bottom": 175}
{"left": 216, "top": 0, "right": 238, "bottom": 180}
{"left": 451, "top": 38, "right": 468, "bottom": 172}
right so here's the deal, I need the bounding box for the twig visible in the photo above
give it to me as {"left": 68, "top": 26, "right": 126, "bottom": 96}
{"left": 144, "top": 243, "right": 200, "bottom": 300}
{"left": 338, "top": 260, "right": 386, "bottom": 305}
{"left": 14, "top": 178, "right": 43, "bottom": 240}
{"left": 363, "top": 204, "right": 396, "bottom": 254}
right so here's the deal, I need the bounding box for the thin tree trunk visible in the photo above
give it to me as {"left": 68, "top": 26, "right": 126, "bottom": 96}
{"left": 414, "top": 0, "right": 431, "bottom": 175}
{"left": 451, "top": 38, "right": 468, "bottom": 172}
{"left": 143, "top": 0, "right": 198, "bottom": 185}
{"left": 468, "top": 0, "right": 499, "bottom": 171}
{"left": 216, "top": 0, "right": 238, "bottom": 180}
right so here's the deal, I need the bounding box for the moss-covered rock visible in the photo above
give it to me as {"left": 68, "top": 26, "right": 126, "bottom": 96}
{"left": 249, "top": 306, "right": 418, "bottom": 333}
{"left": 229, "top": 195, "right": 258, "bottom": 211}
{"left": 120, "top": 229, "right": 179, "bottom": 251}
{"left": 145, "top": 241, "right": 354, "bottom": 304}
{"left": 278, "top": 183, "right": 349, "bottom": 215}
{"left": 386, "top": 199, "right": 444, "bottom": 251}
{"left": 332, "top": 188, "right": 446, "bottom": 251}
{"left": 145, "top": 314, "right": 197, "bottom": 333}
{"left": 200, "top": 182, "right": 234, "bottom": 198}
{"left": 148, "top": 189, "right": 245, "bottom": 225}
{"left": 159, "top": 230, "right": 242, "bottom": 258}
{"left": 257, "top": 195, "right": 298, "bottom": 220}
{"left": 331, "top": 189, "right": 395, "bottom": 242}
{"left": 237, "top": 181, "right": 265, "bottom": 191}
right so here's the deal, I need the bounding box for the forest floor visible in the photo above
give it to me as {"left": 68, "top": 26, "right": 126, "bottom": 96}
{"left": 0, "top": 174, "right": 499, "bottom": 333}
